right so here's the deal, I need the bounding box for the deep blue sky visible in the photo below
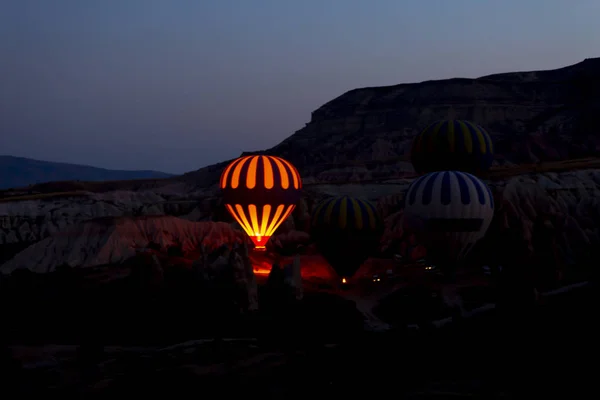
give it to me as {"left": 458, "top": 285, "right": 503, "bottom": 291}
{"left": 1, "top": 0, "right": 598, "bottom": 174}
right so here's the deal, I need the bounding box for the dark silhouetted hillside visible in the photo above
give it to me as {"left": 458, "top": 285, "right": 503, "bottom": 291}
{"left": 183, "top": 57, "right": 599, "bottom": 184}
{"left": 0, "top": 156, "right": 173, "bottom": 189}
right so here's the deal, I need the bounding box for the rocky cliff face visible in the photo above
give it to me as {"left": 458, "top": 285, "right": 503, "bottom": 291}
{"left": 234, "top": 58, "right": 600, "bottom": 180}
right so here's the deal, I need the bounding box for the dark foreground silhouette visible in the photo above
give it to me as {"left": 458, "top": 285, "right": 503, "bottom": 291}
{"left": 1, "top": 263, "right": 597, "bottom": 398}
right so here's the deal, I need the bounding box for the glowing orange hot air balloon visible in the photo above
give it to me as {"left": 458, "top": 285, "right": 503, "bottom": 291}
{"left": 220, "top": 155, "right": 302, "bottom": 251}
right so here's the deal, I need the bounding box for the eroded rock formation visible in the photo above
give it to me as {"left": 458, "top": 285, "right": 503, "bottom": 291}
{"left": 2, "top": 59, "right": 600, "bottom": 285}
{"left": 0, "top": 217, "right": 248, "bottom": 274}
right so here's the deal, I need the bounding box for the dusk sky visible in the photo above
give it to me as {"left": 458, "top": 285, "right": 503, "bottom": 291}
{"left": 1, "top": 0, "right": 598, "bottom": 174}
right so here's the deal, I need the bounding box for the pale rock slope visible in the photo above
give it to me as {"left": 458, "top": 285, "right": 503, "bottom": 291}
{"left": 0, "top": 190, "right": 205, "bottom": 244}
{"left": 496, "top": 169, "right": 600, "bottom": 256}
{"left": 1, "top": 216, "right": 246, "bottom": 274}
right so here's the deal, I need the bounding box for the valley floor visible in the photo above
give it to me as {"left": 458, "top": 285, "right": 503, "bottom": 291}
{"left": 6, "top": 282, "right": 597, "bottom": 398}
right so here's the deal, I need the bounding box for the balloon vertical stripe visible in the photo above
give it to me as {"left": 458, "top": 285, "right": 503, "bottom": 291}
{"left": 221, "top": 155, "right": 302, "bottom": 191}
{"left": 221, "top": 155, "right": 302, "bottom": 250}
{"left": 410, "top": 119, "right": 494, "bottom": 174}
{"left": 311, "top": 195, "right": 383, "bottom": 278}
{"left": 403, "top": 170, "right": 494, "bottom": 265}
{"left": 312, "top": 196, "right": 380, "bottom": 231}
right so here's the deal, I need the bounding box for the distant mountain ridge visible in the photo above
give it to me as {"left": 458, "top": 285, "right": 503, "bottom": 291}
{"left": 0, "top": 155, "right": 174, "bottom": 189}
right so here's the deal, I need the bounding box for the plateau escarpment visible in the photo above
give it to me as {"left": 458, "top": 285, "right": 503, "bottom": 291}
{"left": 240, "top": 58, "right": 600, "bottom": 179}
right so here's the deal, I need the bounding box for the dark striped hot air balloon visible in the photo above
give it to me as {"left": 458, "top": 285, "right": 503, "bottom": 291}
{"left": 220, "top": 155, "right": 302, "bottom": 251}
{"left": 311, "top": 195, "right": 383, "bottom": 280}
{"left": 403, "top": 171, "right": 494, "bottom": 274}
{"left": 410, "top": 119, "right": 494, "bottom": 175}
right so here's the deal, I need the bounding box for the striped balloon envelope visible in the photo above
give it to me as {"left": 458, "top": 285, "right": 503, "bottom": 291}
{"left": 410, "top": 119, "right": 494, "bottom": 175}
{"left": 311, "top": 195, "right": 383, "bottom": 279}
{"left": 220, "top": 155, "right": 302, "bottom": 250}
{"left": 403, "top": 170, "right": 494, "bottom": 269}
